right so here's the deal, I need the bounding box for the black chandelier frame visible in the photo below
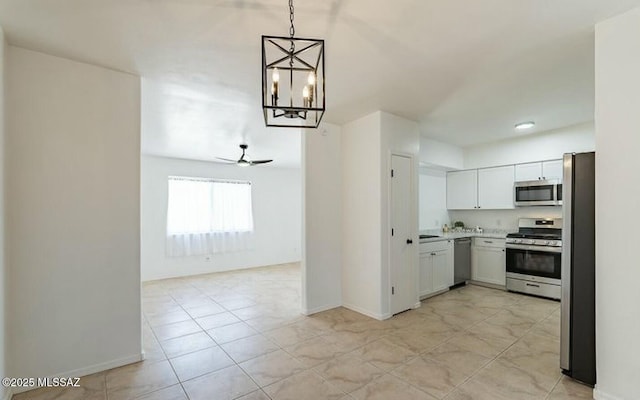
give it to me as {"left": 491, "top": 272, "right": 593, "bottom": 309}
{"left": 261, "top": 0, "right": 325, "bottom": 128}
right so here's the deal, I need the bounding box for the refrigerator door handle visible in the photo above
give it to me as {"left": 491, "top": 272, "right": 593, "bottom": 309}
{"left": 560, "top": 153, "right": 573, "bottom": 371}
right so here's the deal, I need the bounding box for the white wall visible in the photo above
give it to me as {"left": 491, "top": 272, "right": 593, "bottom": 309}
{"left": 419, "top": 137, "right": 464, "bottom": 170}
{"left": 6, "top": 47, "right": 141, "bottom": 383}
{"left": 301, "top": 123, "right": 342, "bottom": 315}
{"left": 340, "top": 111, "right": 420, "bottom": 319}
{"left": 341, "top": 112, "right": 383, "bottom": 318}
{"left": 380, "top": 112, "right": 420, "bottom": 317}
{"left": 463, "top": 122, "right": 595, "bottom": 169}
{"left": 419, "top": 168, "right": 449, "bottom": 231}
{"left": 141, "top": 155, "right": 301, "bottom": 281}
{"left": 417, "top": 137, "right": 461, "bottom": 232}
{"left": 0, "top": 25, "right": 7, "bottom": 400}
{"left": 594, "top": 8, "right": 640, "bottom": 400}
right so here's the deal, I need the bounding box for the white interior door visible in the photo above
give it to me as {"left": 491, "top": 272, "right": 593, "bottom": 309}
{"left": 390, "top": 154, "right": 414, "bottom": 315}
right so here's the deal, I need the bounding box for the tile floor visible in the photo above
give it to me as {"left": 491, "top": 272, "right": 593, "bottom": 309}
{"left": 13, "top": 263, "right": 593, "bottom": 400}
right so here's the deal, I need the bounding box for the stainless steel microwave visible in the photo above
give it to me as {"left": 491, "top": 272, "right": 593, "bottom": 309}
{"left": 514, "top": 180, "right": 563, "bottom": 206}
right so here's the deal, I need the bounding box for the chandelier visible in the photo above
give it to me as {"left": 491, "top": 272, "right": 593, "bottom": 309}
{"left": 262, "top": 0, "right": 325, "bottom": 128}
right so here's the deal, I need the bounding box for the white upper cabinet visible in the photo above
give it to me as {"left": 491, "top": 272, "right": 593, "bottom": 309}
{"left": 446, "top": 169, "right": 478, "bottom": 210}
{"left": 447, "top": 166, "right": 514, "bottom": 210}
{"left": 477, "top": 165, "right": 515, "bottom": 209}
{"left": 515, "top": 159, "right": 563, "bottom": 182}
{"left": 542, "top": 159, "right": 563, "bottom": 181}
{"left": 446, "top": 159, "right": 561, "bottom": 211}
{"left": 515, "top": 162, "right": 543, "bottom": 181}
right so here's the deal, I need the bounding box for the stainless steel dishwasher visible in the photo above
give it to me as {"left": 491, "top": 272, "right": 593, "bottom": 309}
{"left": 454, "top": 238, "right": 472, "bottom": 285}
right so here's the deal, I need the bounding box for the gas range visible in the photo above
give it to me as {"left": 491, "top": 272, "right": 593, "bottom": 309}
{"left": 505, "top": 218, "right": 563, "bottom": 300}
{"left": 506, "top": 219, "right": 562, "bottom": 248}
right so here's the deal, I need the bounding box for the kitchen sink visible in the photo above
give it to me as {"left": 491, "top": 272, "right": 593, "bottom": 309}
{"left": 419, "top": 234, "right": 441, "bottom": 239}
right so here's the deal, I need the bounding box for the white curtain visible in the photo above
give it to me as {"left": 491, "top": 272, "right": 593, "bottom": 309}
{"left": 166, "top": 177, "right": 254, "bottom": 257}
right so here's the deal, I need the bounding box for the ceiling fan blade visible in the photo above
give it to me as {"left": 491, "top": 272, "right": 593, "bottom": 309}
{"left": 215, "top": 157, "right": 238, "bottom": 163}
{"left": 249, "top": 160, "right": 273, "bottom": 165}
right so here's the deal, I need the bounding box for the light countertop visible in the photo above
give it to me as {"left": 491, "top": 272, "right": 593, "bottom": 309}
{"left": 418, "top": 230, "right": 508, "bottom": 243}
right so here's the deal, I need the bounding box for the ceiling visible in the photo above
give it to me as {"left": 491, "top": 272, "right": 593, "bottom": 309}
{"left": 1, "top": 0, "right": 639, "bottom": 167}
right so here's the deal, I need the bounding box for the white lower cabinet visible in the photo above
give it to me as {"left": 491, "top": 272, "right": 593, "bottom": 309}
{"left": 471, "top": 238, "right": 506, "bottom": 286}
{"left": 419, "top": 240, "right": 454, "bottom": 298}
{"left": 419, "top": 252, "right": 434, "bottom": 297}
{"left": 432, "top": 250, "right": 452, "bottom": 292}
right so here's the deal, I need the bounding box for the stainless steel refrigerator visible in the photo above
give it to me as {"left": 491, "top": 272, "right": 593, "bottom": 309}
{"left": 560, "top": 151, "right": 596, "bottom": 386}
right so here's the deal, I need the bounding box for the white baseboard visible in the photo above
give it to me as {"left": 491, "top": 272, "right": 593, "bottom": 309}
{"left": 10, "top": 353, "right": 144, "bottom": 395}
{"left": 302, "top": 302, "right": 342, "bottom": 316}
{"left": 342, "top": 303, "right": 389, "bottom": 321}
{"left": 2, "top": 388, "right": 13, "bottom": 400}
{"left": 594, "top": 387, "right": 624, "bottom": 400}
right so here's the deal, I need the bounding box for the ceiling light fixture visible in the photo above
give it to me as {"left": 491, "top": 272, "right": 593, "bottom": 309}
{"left": 515, "top": 121, "right": 535, "bottom": 130}
{"left": 262, "top": 0, "right": 325, "bottom": 128}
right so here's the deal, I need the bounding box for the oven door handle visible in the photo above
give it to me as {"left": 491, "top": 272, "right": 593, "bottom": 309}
{"left": 505, "top": 244, "right": 562, "bottom": 253}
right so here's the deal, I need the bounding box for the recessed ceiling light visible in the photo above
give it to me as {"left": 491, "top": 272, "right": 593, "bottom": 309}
{"left": 515, "top": 121, "right": 535, "bottom": 130}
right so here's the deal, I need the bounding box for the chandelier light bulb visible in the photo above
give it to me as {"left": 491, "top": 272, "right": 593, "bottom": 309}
{"left": 271, "top": 68, "right": 280, "bottom": 105}
{"left": 307, "top": 71, "right": 316, "bottom": 86}
{"left": 303, "top": 85, "right": 310, "bottom": 107}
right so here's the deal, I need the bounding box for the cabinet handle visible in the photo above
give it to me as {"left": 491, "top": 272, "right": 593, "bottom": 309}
{"left": 431, "top": 252, "right": 436, "bottom": 256}
{"left": 484, "top": 240, "right": 493, "bottom": 244}
{"left": 406, "top": 239, "right": 413, "bottom": 244}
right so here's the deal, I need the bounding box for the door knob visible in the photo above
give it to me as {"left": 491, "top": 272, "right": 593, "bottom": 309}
{"left": 406, "top": 239, "right": 413, "bottom": 244}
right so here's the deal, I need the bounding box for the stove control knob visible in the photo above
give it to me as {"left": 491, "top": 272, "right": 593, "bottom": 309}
{"left": 544, "top": 241, "right": 550, "bottom": 245}
{"left": 526, "top": 240, "right": 535, "bottom": 245}
{"left": 516, "top": 239, "right": 523, "bottom": 244}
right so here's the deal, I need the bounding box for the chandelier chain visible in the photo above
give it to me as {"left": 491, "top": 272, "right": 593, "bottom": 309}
{"left": 289, "top": 0, "right": 295, "bottom": 38}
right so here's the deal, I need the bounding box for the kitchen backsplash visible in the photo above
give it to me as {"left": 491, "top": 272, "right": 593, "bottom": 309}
{"left": 448, "top": 206, "right": 562, "bottom": 232}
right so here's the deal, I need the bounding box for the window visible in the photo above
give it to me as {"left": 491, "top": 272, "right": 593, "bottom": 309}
{"left": 166, "top": 176, "right": 254, "bottom": 256}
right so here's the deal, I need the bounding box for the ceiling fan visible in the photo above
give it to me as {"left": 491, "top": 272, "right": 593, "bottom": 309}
{"left": 216, "top": 144, "right": 273, "bottom": 167}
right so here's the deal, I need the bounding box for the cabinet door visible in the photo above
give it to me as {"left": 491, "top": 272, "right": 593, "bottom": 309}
{"left": 477, "top": 165, "right": 515, "bottom": 209}
{"left": 515, "top": 162, "right": 543, "bottom": 181}
{"left": 419, "top": 253, "right": 433, "bottom": 297}
{"left": 542, "top": 159, "right": 563, "bottom": 181}
{"left": 446, "top": 170, "right": 478, "bottom": 210}
{"left": 473, "top": 246, "right": 506, "bottom": 286}
{"left": 432, "top": 249, "right": 453, "bottom": 292}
